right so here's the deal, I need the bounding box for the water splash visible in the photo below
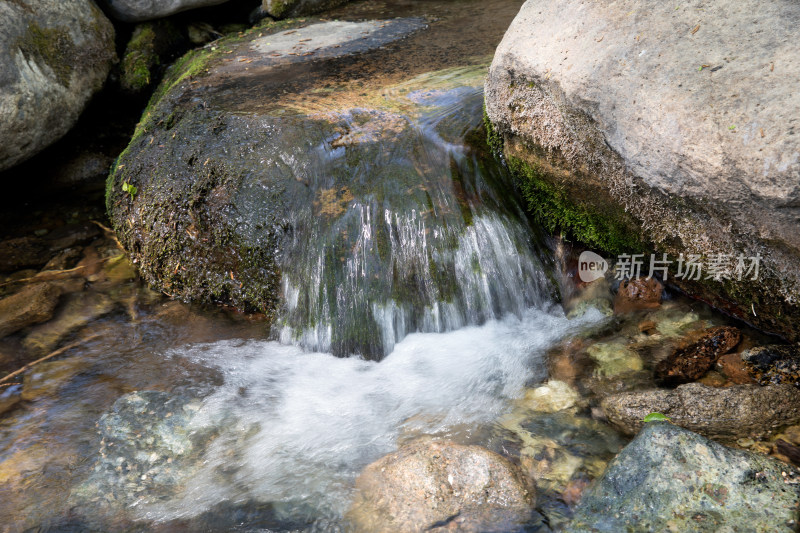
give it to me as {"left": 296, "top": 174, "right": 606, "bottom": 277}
{"left": 126, "top": 307, "right": 604, "bottom": 526}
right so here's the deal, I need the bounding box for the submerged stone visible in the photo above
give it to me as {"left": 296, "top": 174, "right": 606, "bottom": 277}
{"left": 742, "top": 344, "right": 800, "bottom": 387}
{"left": 73, "top": 391, "right": 211, "bottom": 510}
{"left": 0, "top": 283, "right": 61, "bottom": 339}
{"left": 654, "top": 326, "right": 741, "bottom": 386}
{"left": 613, "top": 277, "right": 663, "bottom": 314}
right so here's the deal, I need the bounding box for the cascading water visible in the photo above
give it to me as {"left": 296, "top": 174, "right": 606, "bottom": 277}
{"left": 68, "top": 72, "right": 607, "bottom": 531}
{"left": 276, "top": 81, "right": 555, "bottom": 358}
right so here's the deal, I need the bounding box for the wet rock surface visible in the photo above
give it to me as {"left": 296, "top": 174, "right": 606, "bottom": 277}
{"left": 613, "top": 277, "right": 663, "bottom": 314}
{"left": 742, "top": 344, "right": 800, "bottom": 386}
{"left": 601, "top": 382, "right": 800, "bottom": 441}
{"left": 23, "top": 292, "right": 115, "bottom": 355}
{"left": 568, "top": 423, "right": 800, "bottom": 533}
{"left": 347, "top": 438, "right": 535, "bottom": 533}
{"left": 654, "top": 326, "right": 741, "bottom": 385}
{"left": 0, "top": 0, "right": 116, "bottom": 172}
{"left": 0, "top": 283, "right": 62, "bottom": 339}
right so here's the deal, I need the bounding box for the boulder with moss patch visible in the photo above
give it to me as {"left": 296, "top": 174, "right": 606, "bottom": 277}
{"left": 107, "top": 17, "right": 554, "bottom": 359}
{"left": 0, "top": 0, "right": 115, "bottom": 172}
{"left": 485, "top": 0, "right": 800, "bottom": 341}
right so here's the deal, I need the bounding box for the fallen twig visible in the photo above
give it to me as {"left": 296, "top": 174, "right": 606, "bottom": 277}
{"left": 0, "top": 334, "right": 100, "bottom": 385}
{"left": 90, "top": 220, "right": 124, "bottom": 251}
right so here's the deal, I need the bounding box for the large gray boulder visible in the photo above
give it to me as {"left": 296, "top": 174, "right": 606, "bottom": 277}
{"left": 100, "top": 0, "right": 231, "bottom": 22}
{"left": 347, "top": 439, "right": 535, "bottom": 533}
{"left": 0, "top": 0, "right": 116, "bottom": 172}
{"left": 568, "top": 423, "right": 800, "bottom": 532}
{"left": 601, "top": 382, "right": 800, "bottom": 442}
{"left": 485, "top": 0, "right": 800, "bottom": 341}
{"left": 261, "top": 0, "right": 351, "bottom": 19}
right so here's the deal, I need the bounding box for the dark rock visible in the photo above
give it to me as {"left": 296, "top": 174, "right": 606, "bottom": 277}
{"left": 601, "top": 382, "right": 800, "bottom": 441}
{"left": 776, "top": 439, "right": 800, "bottom": 467}
{"left": 106, "top": 16, "right": 551, "bottom": 358}
{"left": 0, "top": 0, "right": 116, "bottom": 172}
{"left": 654, "top": 326, "right": 741, "bottom": 385}
{"left": 742, "top": 344, "right": 800, "bottom": 386}
{"left": 567, "top": 423, "right": 800, "bottom": 532}
{"left": 347, "top": 438, "right": 535, "bottom": 533}
{"left": 45, "top": 222, "right": 100, "bottom": 252}
{"left": 0, "top": 283, "right": 62, "bottom": 339}
{"left": 613, "top": 277, "right": 663, "bottom": 313}
{"left": 0, "top": 237, "right": 50, "bottom": 271}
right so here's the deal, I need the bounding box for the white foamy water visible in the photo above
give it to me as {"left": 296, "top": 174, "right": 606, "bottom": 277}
{"left": 135, "top": 306, "right": 604, "bottom": 524}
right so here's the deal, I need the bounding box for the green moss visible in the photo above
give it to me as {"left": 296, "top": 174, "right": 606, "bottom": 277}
{"left": 121, "top": 24, "right": 159, "bottom": 92}
{"left": 16, "top": 23, "right": 75, "bottom": 86}
{"left": 266, "top": 0, "right": 290, "bottom": 18}
{"left": 483, "top": 105, "right": 504, "bottom": 157}
{"left": 506, "top": 155, "right": 643, "bottom": 255}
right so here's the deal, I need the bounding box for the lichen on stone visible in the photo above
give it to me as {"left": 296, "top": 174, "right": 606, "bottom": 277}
{"left": 16, "top": 22, "right": 76, "bottom": 86}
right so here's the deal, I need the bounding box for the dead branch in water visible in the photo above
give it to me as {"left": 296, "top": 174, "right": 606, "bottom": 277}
{"left": 0, "top": 334, "right": 101, "bottom": 385}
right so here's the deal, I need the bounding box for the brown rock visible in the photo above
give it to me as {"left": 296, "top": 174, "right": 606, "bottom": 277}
{"left": 347, "top": 439, "right": 534, "bottom": 533}
{"left": 614, "top": 277, "right": 663, "bottom": 313}
{"left": 654, "top": 326, "right": 741, "bottom": 386}
{"left": 0, "top": 283, "right": 62, "bottom": 339}
{"left": 601, "top": 383, "right": 800, "bottom": 442}
{"left": 23, "top": 292, "right": 114, "bottom": 354}
{"left": 717, "top": 352, "right": 756, "bottom": 385}
{"left": 0, "top": 384, "right": 22, "bottom": 416}
{"left": 637, "top": 320, "right": 657, "bottom": 334}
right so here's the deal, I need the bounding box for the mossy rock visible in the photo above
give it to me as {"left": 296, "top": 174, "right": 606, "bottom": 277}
{"left": 108, "top": 18, "right": 554, "bottom": 358}
{"left": 0, "top": 0, "right": 116, "bottom": 172}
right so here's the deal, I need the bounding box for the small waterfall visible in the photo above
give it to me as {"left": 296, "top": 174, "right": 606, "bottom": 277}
{"left": 276, "top": 85, "right": 555, "bottom": 358}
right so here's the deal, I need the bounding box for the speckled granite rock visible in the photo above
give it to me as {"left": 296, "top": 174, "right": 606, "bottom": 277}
{"left": 568, "top": 423, "right": 800, "bottom": 532}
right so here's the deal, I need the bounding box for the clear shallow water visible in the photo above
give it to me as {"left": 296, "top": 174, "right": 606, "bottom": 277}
{"left": 123, "top": 307, "right": 603, "bottom": 526}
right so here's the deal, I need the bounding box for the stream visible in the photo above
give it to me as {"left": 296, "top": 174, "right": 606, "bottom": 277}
{"left": 0, "top": 0, "right": 780, "bottom": 531}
